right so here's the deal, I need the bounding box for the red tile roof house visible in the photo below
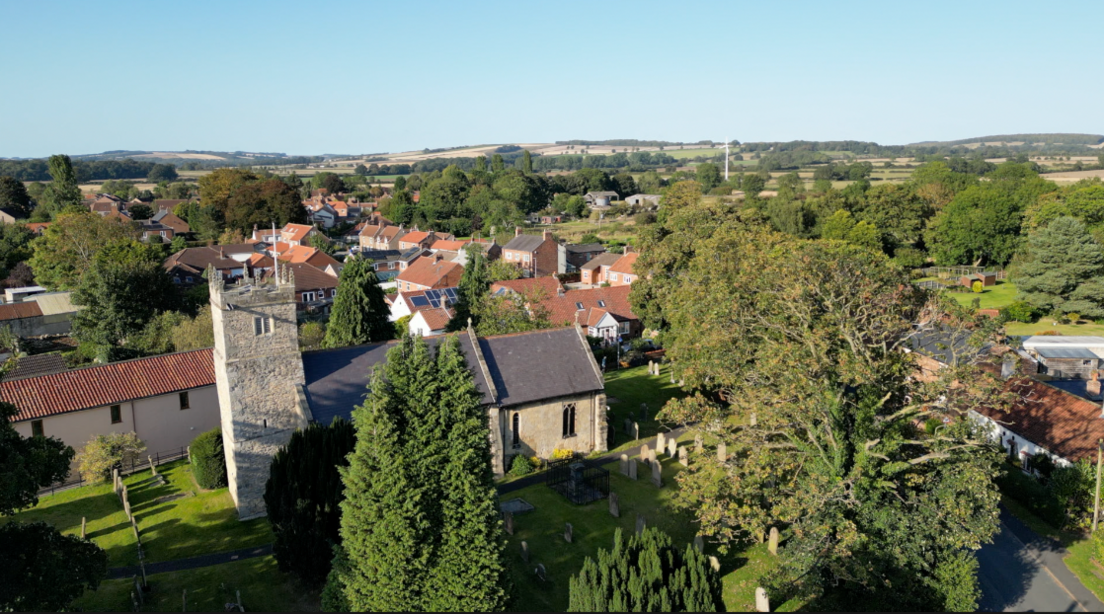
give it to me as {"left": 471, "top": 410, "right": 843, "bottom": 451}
{"left": 490, "top": 276, "right": 565, "bottom": 298}
{"left": 263, "top": 263, "right": 339, "bottom": 316}
{"left": 544, "top": 285, "right": 641, "bottom": 345}
{"left": 398, "top": 229, "right": 454, "bottom": 251}
{"left": 1, "top": 349, "right": 220, "bottom": 468}
{"left": 606, "top": 248, "right": 640, "bottom": 287}
{"left": 388, "top": 287, "right": 459, "bottom": 324}
{"left": 164, "top": 246, "right": 249, "bottom": 286}
{"left": 395, "top": 254, "right": 463, "bottom": 293}
{"left": 579, "top": 252, "right": 621, "bottom": 286}
{"left": 359, "top": 223, "right": 408, "bottom": 251}
{"left": 408, "top": 306, "right": 454, "bottom": 338}
{"left": 502, "top": 229, "right": 559, "bottom": 278}
{"left": 280, "top": 223, "right": 322, "bottom": 247}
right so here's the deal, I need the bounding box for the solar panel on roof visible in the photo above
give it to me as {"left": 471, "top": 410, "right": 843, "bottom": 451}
{"left": 410, "top": 296, "right": 430, "bottom": 307}
{"left": 444, "top": 288, "right": 457, "bottom": 300}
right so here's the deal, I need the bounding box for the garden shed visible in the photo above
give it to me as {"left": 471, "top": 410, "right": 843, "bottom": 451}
{"left": 960, "top": 272, "right": 997, "bottom": 288}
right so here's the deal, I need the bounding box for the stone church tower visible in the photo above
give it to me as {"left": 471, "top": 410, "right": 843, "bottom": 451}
{"left": 209, "top": 267, "right": 308, "bottom": 519}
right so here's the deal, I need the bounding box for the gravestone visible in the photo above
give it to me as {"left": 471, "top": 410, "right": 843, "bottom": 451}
{"left": 708, "top": 555, "right": 721, "bottom": 572}
{"left": 112, "top": 469, "right": 120, "bottom": 494}
{"left": 768, "top": 527, "right": 779, "bottom": 555}
{"left": 755, "top": 587, "right": 770, "bottom": 613}
{"left": 131, "top": 518, "right": 140, "bottom": 543}
{"left": 750, "top": 412, "right": 757, "bottom": 427}
{"left": 521, "top": 541, "right": 529, "bottom": 563}
{"left": 123, "top": 499, "right": 132, "bottom": 520}
{"left": 678, "top": 446, "right": 689, "bottom": 467}
{"left": 656, "top": 433, "right": 667, "bottom": 456}
{"left": 81, "top": 517, "right": 87, "bottom": 540}
{"left": 624, "top": 418, "right": 632, "bottom": 436}
{"left": 535, "top": 563, "right": 547, "bottom": 582}
{"left": 619, "top": 454, "right": 629, "bottom": 475}
{"left": 628, "top": 459, "right": 638, "bottom": 480}
{"left": 648, "top": 360, "right": 654, "bottom": 374}
{"left": 609, "top": 492, "right": 620, "bottom": 518}
{"left": 636, "top": 514, "right": 646, "bottom": 536}
{"left": 632, "top": 422, "right": 640, "bottom": 440}
{"left": 646, "top": 448, "right": 657, "bottom": 466}
{"left": 640, "top": 444, "right": 651, "bottom": 466}
{"left": 717, "top": 443, "right": 727, "bottom": 463}
{"left": 564, "top": 523, "right": 573, "bottom": 544}
{"left": 667, "top": 438, "right": 678, "bottom": 459}
{"left": 694, "top": 434, "right": 703, "bottom": 454}
{"left": 694, "top": 534, "right": 704, "bottom": 553}
{"left": 639, "top": 403, "right": 648, "bottom": 419}
{"left": 148, "top": 456, "right": 157, "bottom": 477}
{"left": 651, "top": 461, "right": 663, "bottom": 488}
{"left": 504, "top": 511, "right": 514, "bottom": 536}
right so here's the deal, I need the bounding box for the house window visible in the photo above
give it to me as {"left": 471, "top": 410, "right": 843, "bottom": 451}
{"left": 179, "top": 392, "right": 190, "bottom": 410}
{"left": 597, "top": 300, "right": 606, "bottom": 308}
{"left": 576, "top": 302, "right": 584, "bottom": 310}
{"left": 505, "top": 252, "right": 513, "bottom": 260}
{"left": 619, "top": 322, "right": 630, "bottom": 334}
{"left": 304, "top": 291, "right": 316, "bottom": 303}
{"left": 512, "top": 413, "right": 520, "bottom": 449}
{"left": 110, "top": 404, "right": 122, "bottom": 424}
{"left": 523, "top": 254, "right": 530, "bottom": 263}
{"left": 331, "top": 289, "right": 338, "bottom": 297}
{"left": 610, "top": 273, "right": 619, "bottom": 282}
{"left": 160, "top": 231, "right": 167, "bottom": 237}
{"left": 1084, "top": 360, "right": 1094, "bottom": 366}
{"left": 186, "top": 276, "right": 194, "bottom": 283}
{"left": 253, "top": 316, "right": 272, "bottom": 336}
{"left": 562, "top": 403, "right": 577, "bottom": 438}
{"left": 31, "top": 420, "right": 43, "bottom": 437}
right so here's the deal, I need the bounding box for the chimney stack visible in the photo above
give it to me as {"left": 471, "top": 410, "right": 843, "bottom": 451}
{"left": 516, "top": 227, "right": 522, "bottom": 237}
{"left": 1089, "top": 371, "right": 1102, "bottom": 398}
{"left": 543, "top": 230, "right": 553, "bottom": 242}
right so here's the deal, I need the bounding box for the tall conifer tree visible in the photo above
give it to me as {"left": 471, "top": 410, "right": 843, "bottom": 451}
{"left": 323, "top": 256, "right": 392, "bottom": 348}
{"left": 448, "top": 244, "right": 490, "bottom": 331}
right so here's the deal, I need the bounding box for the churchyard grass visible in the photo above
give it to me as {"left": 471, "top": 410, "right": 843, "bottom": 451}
{"left": 7, "top": 459, "right": 272, "bottom": 567}
{"left": 73, "top": 555, "right": 320, "bottom": 612}
{"left": 503, "top": 441, "right": 799, "bottom": 612}
{"left": 604, "top": 365, "right": 688, "bottom": 452}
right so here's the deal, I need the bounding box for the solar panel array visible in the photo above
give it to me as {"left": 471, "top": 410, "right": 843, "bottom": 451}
{"left": 423, "top": 288, "right": 459, "bottom": 309}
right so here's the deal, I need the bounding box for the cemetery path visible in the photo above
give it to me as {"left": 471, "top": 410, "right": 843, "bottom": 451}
{"left": 107, "top": 544, "right": 273, "bottom": 580}
{"left": 497, "top": 427, "right": 687, "bottom": 496}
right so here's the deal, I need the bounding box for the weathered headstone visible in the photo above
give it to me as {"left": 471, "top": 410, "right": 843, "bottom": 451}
{"left": 123, "top": 498, "right": 132, "bottom": 520}
{"left": 535, "top": 563, "right": 547, "bottom": 582}
{"left": 131, "top": 518, "right": 140, "bottom": 543}
{"left": 656, "top": 433, "right": 667, "bottom": 456}
{"left": 667, "top": 438, "right": 678, "bottom": 459}
{"left": 504, "top": 511, "right": 514, "bottom": 536}
{"left": 750, "top": 412, "right": 757, "bottom": 427}
{"left": 717, "top": 443, "right": 727, "bottom": 463}
{"left": 148, "top": 456, "right": 157, "bottom": 477}
{"left": 81, "top": 517, "right": 87, "bottom": 540}
{"left": 619, "top": 454, "right": 629, "bottom": 475}
{"left": 694, "top": 534, "right": 704, "bottom": 553}
{"left": 564, "top": 523, "right": 573, "bottom": 544}
{"left": 112, "top": 468, "right": 120, "bottom": 494}
{"left": 678, "top": 446, "right": 689, "bottom": 467}
{"left": 651, "top": 460, "right": 663, "bottom": 488}
{"left": 708, "top": 555, "right": 721, "bottom": 572}
{"left": 632, "top": 421, "right": 640, "bottom": 440}
{"left": 609, "top": 492, "right": 620, "bottom": 518}
{"left": 636, "top": 514, "right": 646, "bottom": 536}
{"left": 624, "top": 418, "right": 632, "bottom": 436}
{"left": 521, "top": 541, "right": 529, "bottom": 563}
{"left": 628, "top": 459, "right": 638, "bottom": 480}
{"left": 647, "top": 448, "right": 657, "bottom": 466}
{"left": 640, "top": 444, "right": 651, "bottom": 466}
{"left": 755, "top": 587, "right": 770, "bottom": 612}
{"left": 768, "top": 527, "right": 779, "bottom": 555}
{"left": 694, "top": 434, "right": 703, "bottom": 454}
{"left": 647, "top": 360, "right": 654, "bottom": 374}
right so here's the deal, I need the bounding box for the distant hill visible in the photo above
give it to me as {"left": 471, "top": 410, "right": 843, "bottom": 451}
{"left": 72, "top": 150, "right": 313, "bottom": 163}
{"left": 909, "top": 134, "right": 1104, "bottom": 147}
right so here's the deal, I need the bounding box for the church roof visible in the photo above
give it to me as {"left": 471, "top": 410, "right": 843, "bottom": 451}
{"left": 301, "top": 327, "right": 604, "bottom": 425}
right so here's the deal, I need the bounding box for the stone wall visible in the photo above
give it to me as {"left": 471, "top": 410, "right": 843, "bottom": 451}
{"left": 502, "top": 390, "right": 606, "bottom": 466}
{"left": 211, "top": 273, "right": 307, "bottom": 519}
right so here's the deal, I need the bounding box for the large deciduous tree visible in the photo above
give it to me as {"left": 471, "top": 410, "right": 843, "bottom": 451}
{"left": 633, "top": 199, "right": 1006, "bottom": 611}
{"left": 223, "top": 178, "right": 307, "bottom": 233}
{"left": 42, "top": 154, "right": 82, "bottom": 215}
{"left": 568, "top": 528, "right": 723, "bottom": 612}
{"left": 265, "top": 419, "right": 356, "bottom": 586}
{"left": 336, "top": 335, "right": 506, "bottom": 611}
{"left": 322, "top": 256, "right": 392, "bottom": 348}
{"left": 1015, "top": 216, "right": 1104, "bottom": 317}
{"left": 28, "top": 212, "right": 141, "bottom": 290}
{"left": 0, "top": 176, "right": 34, "bottom": 218}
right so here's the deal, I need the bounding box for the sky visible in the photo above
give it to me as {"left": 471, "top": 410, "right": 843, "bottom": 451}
{"left": 2, "top": 0, "right": 1101, "bottom": 158}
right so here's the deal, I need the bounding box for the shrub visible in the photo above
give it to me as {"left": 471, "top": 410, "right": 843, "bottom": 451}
{"left": 1000, "top": 301, "right": 1040, "bottom": 324}
{"left": 552, "top": 448, "right": 576, "bottom": 461}
{"left": 190, "top": 428, "right": 227, "bottom": 489}
{"left": 996, "top": 465, "right": 1065, "bottom": 527}
{"left": 972, "top": 281, "right": 983, "bottom": 293}
{"left": 894, "top": 247, "right": 927, "bottom": 269}
{"left": 299, "top": 321, "right": 326, "bottom": 351}
{"left": 509, "top": 454, "right": 533, "bottom": 477}
{"left": 1067, "top": 312, "right": 1081, "bottom": 324}
{"left": 1029, "top": 452, "right": 1056, "bottom": 478}
{"left": 77, "top": 433, "right": 146, "bottom": 483}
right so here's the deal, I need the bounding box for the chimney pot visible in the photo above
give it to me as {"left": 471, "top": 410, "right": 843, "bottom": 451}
{"left": 516, "top": 227, "right": 522, "bottom": 237}
{"left": 1089, "top": 371, "right": 1102, "bottom": 397}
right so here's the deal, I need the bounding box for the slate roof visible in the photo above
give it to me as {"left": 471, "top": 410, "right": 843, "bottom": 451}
{"left": 566, "top": 243, "right": 606, "bottom": 255}
{"left": 302, "top": 327, "right": 603, "bottom": 424}
{"left": 579, "top": 252, "right": 621, "bottom": 271}
{"left": 1, "top": 354, "right": 68, "bottom": 382}
{"left": 1, "top": 349, "right": 215, "bottom": 422}
{"left": 164, "top": 246, "right": 245, "bottom": 275}
{"left": 503, "top": 234, "right": 547, "bottom": 253}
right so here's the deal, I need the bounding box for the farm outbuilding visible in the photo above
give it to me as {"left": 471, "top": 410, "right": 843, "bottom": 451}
{"left": 960, "top": 272, "right": 997, "bottom": 288}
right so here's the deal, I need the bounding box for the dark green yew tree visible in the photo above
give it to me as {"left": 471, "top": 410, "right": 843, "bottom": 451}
{"left": 323, "top": 256, "right": 393, "bottom": 348}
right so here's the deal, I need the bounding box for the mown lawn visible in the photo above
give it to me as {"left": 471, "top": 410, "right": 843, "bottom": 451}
{"left": 604, "top": 365, "right": 688, "bottom": 452}
{"left": 502, "top": 444, "right": 799, "bottom": 612}
{"left": 74, "top": 555, "right": 320, "bottom": 612}
{"left": 7, "top": 459, "right": 272, "bottom": 567}
{"left": 946, "top": 279, "right": 1019, "bottom": 310}
{"left": 1005, "top": 321, "right": 1104, "bottom": 337}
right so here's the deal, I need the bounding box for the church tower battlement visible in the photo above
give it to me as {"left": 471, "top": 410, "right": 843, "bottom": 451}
{"left": 209, "top": 266, "right": 307, "bottom": 519}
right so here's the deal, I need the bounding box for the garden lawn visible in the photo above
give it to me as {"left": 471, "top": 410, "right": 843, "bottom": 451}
{"left": 503, "top": 440, "right": 799, "bottom": 612}
{"left": 948, "top": 279, "right": 1019, "bottom": 310}
{"left": 604, "top": 365, "right": 688, "bottom": 452}
{"left": 73, "top": 555, "right": 320, "bottom": 612}
{"left": 4, "top": 481, "right": 136, "bottom": 567}
{"left": 1005, "top": 321, "right": 1104, "bottom": 338}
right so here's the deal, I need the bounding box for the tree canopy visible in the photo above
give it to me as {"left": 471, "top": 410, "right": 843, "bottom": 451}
{"left": 322, "top": 256, "right": 392, "bottom": 348}
{"left": 1014, "top": 216, "right": 1104, "bottom": 317}
{"left": 28, "top": 212, "right": 142, "bottom": 290}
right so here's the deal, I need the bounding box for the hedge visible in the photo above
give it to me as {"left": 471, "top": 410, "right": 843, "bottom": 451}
{"left": 190, "top": 428, "right": 227, "bottom": 489}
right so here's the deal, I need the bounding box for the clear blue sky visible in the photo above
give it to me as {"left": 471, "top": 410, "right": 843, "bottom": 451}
{"left": 2, "top": 0, "right": 1100, "bottom": 158}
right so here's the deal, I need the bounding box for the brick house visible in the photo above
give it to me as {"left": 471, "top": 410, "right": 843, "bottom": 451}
{"left": 543, "top": 285, "right": 641, "bottom": 344}
{"left": 398, "top": 229, "right": 453, "bottom": 251}
{"left": 565, "top": 243, "right": 607, "bottom": 272}
{"left": 606, "top": 249, "right": 639, "bottom": 286}
{"left": 395, "top": 254, "right": 463, "bottom": 293}
{"left": 502, "top": 229, "right": 559, "bottom": 278}
{"left": 280, "top": 223, "right": 321, "bottom": 247}
{"left": 359, "top": 223, "right": 408, "bottom": 251}
{"left": 151, "top": 210, "right": 190, "bottom": 235}
{"left": 139, "top": 220, "right": 175, "bottom": 243}
{"left": 164, "top": 246, "right": 249, "bottom": 285}
{"left": 579, "top": 252, "right": 620, "bottom": 286}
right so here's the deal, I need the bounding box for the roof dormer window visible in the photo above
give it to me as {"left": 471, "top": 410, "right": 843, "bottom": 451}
{"left": 576, "top": 302, "right": 584, "bottom": 310}
{"left": 597, "top": 300, "right": 606, "bottom": 307}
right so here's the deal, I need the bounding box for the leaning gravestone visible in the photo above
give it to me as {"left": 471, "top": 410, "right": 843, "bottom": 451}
{"left": 717, "top": 443, "right": 727, "bottom": 463}
{"left": 535, "top": 563, "right": 547, "bottom": 582}
{"left": 640, "top": 444, "right": 651, "bottom": 466}
{"left": 619, "top": 454, "right": 629, "bottom": 475}
{"left": 651, "top": 461, "right": 663, "bottom": 488}
{"left": 504, "top": 511, "right": 514, "bottom": 536}
{"left": 656, "top": 433, "right": 667, "bottom": 456}
{"left": 609, "top": 492, "right": 620, "bottom": 518}
{"left": 632, "top": 422, "right": 640, "bottom": 440}
{"left": 628, "top": 459, "right": 638, "bottom": 480}
{"left": 636, "top": 514, "right": 646, "bottom": 536}
{"left": 81, "top": 517, "right": 87, "bottom": 540}
{"left": 755, "top": 587, "right": 770, "bottom": 613}
{"left": 768, "top": 527, "right": 779, "bottom": 555}
{"left": 667, "top": 438, "right": 678, "bottom": 459}
{"left": 694, "top": 434, "right": 703, "bottom": 454}
{"left": 646, "top": 448, "right": 657, "bottom": 466}
{"left": 521, "top": 541, "right": 529, "bottom": 563}
{"left": 564, "top": 523, "right": 573, "bottom": 544}
{"left": 624, "top": 418, "right": 632, "bottom": 436}
{"left": 694, "top": 534, "right": 704, "bottom": 553}
{"left": 678, "top": 446, "right": 689, "bottom": 467}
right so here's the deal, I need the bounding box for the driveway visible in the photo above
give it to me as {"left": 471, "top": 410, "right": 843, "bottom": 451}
{"left": 978, "top": 507, "right": 1104, "bottom": 612}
